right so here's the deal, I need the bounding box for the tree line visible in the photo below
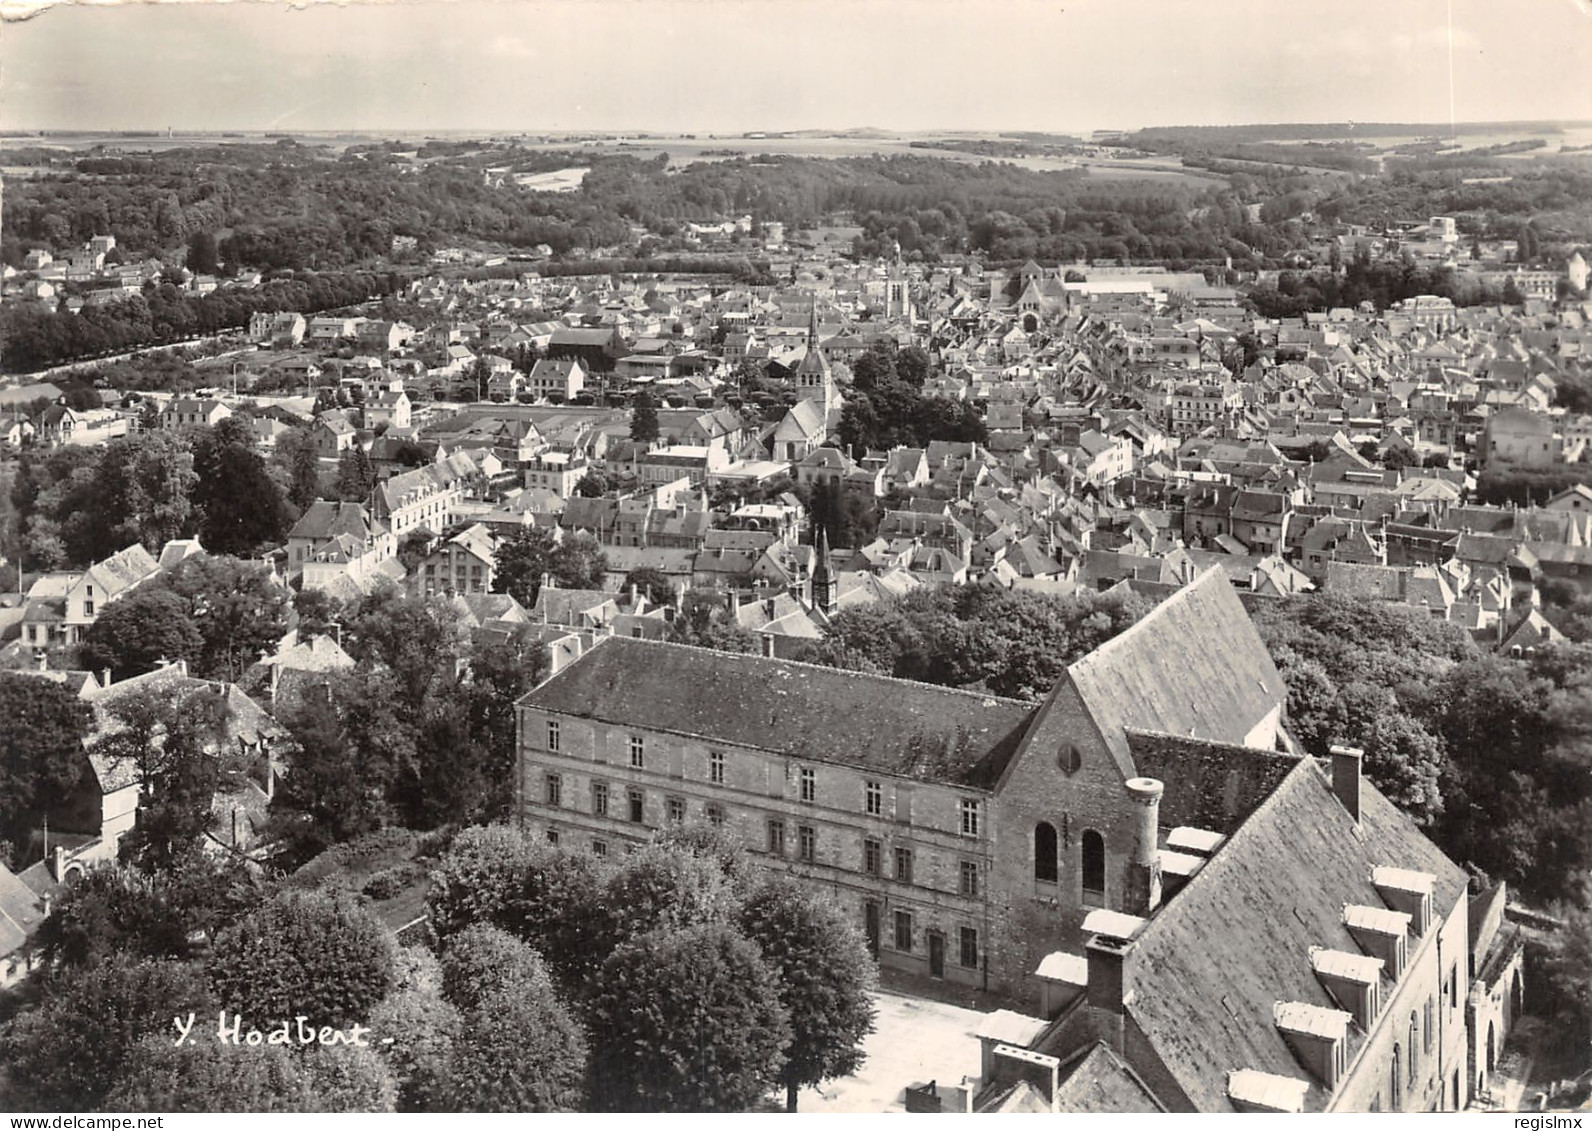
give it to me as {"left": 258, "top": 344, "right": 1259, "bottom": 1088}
{"left": 1, "top": 270, "right": 402, "bottom": 373}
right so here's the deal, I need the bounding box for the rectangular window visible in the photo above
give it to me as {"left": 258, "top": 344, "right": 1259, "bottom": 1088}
{"left": 865, "top": 780, "right": 882, "bottom": 816}
{"left": 592, "top": 781, "right": 609, "bottom": 818}
{"left": 895, "top": 846, "right": 914, "bottom": 884}
{"left": 709, "top": 750, "right": 725, "bottom": 784}
{"left": 83, "top": 600, "right": 94, "bottom": 617}
{"left": 959, "top": 860, "right": 979, "bottom": 897}
{"left": 800, "top": 767, "right": 816, "bottom": 803}
{"left": 864, "top": 838, "right": 882, "bottom": 876}
{"left": 544, "top": 773, "right": 562, "bottom": 807}
{"left": 547, "top": 719, "right": 560, "bottom": 753}
{"left": 894, "top": 910, "right": 912, "bottom": 952}
{"left": 959, "top": 926, "right": 979, "bottom": 969}
{"left": 592, "top": 839, "right": 608, "bottom": 858}
{"left": 629, "top": 735, "right": 645, "bottom": 769}
{"left": 767, "top": 820, "right": 785, "bottom": 856}
{"left": 705, "top": 802, "right": 725, "bottom": 826}
{"left": 628, "top": 788, "right": 645, "bottom": 824}
{"left": 959, "top": 799, "right": 981, "bottom": 837}
{"left": 666, "top": 796, "right": 686, "bottom": 823}
{"left": 798, "top": 825, "right": 816, "bottom": 862}
{"left": 545, "top": 828, "right": 559, "bottom": 845}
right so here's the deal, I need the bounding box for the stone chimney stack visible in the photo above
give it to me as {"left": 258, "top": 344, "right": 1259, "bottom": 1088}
{"left": 1123, "top": 777, "right": 1164, "bottom": 917}
{"left": 1330, "top": 745, "right": 1363, "bottom": 824}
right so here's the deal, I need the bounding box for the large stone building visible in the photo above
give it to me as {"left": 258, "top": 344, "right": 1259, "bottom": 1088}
{"left": 517, "top": 570, "right": 1286, "bottom": 990}
{"left": 516, "top": 568, "right": 1484, "bottom": 1112}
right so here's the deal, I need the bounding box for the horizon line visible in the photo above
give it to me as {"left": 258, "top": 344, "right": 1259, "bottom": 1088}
{"left": 6, "top": 117, "right": 1592, "bottom": 137}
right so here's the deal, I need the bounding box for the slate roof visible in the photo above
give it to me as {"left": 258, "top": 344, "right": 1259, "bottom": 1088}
{"left": 1051, "top": 1042, "right": 1165, "bottom": 1113}
{"left": 1121, "top": 757, "right": 1468, "bottom": 1113}
{"left": 1125, "top": 730, "right": 1300, "bottom": 834}
{"left": 520, "top": 637, "right": 1038, "bottom": 788}
{"left": 1064, "top": 568, "right": 1285, "bottom": 776}
{"left": 289, "top": 501, "right": 383, "bottom": 544}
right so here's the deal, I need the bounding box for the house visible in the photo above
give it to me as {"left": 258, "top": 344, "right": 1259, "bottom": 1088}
{"left": 525, "top": 358, "right": 587, "bottom": 402}
{"left": 61, "top": 543, "right": 160, "bottom": 645}
{"left": 312, "top": 410, "right": 359, "bottom": 457}
{"left": 37, "top": 406, "right": 128, "bottom": 447}
{"left": 249, "top": 311, "right": 307, "bottom": 347}
{"left": 373, "top": 457, "right": 473, "bottom": 539}
{"left": 364, "top": 389, "right": 412, "bottom": 432}
{"left": 285, "top": 500, "right": 394, "bottom": 579}
{"left": 1482, "top": 407, "right": 1567, "bottom": 469}
{"left": 162, "top": 398, "right": 232, "bottom": 430}
{"left": 412, "top": 523, "right": 497, "bottom": 596}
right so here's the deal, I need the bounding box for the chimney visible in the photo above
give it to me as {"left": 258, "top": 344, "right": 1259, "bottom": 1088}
{"left": 1123, "top": 777, "right": 1164, "bottom": 916}
{"left": 1330, "top": 745, "right": 1363, "bottom": 823}
{"left": 52, "top": 845, "right": 65, "bottom": 882}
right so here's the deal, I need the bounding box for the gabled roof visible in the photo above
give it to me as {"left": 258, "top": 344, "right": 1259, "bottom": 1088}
{"left": 1122, "top": 757, "right": 1468, "bottom": 1112}
{"left": 520, "top": 637, "right": 1038, "bottom": 789}
{"left": 86, "top": 543, "right": 159, "bottom": 597}
{"left": 1060, "top": 568, "right": 1284, "bottom": 777}
{"left": 289, "top": 500, "right": 383, "bottom": 544}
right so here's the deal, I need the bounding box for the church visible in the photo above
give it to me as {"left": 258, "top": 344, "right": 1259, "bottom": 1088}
{"left": 771, "top": 304, "right": 841, "bottom": 460}
{"left": 514, "top": 569, "right": 1478, "bottom": 1111}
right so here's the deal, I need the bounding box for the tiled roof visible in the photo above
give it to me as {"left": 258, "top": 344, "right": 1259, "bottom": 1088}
{"left": 520, "top": 637, "right": 1038, "bottom": 788}
{"left": 1122, "top": 758, "right": 1468, "bottom": 1113}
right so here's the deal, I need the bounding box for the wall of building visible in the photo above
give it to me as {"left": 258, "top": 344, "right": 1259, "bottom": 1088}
{"left": 1327, "top": 894, "right": 1470, "bottom": 1113}
{"left": 987, "top": 680, "right": 1144, "bottom": 1006}
{"left": 515, "top": 706, "right": 997, "bottom": 988}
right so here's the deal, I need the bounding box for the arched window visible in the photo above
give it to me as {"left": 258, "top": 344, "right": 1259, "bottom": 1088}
{"left": 1081, "top": 829, "right": 1105, "bottom": 895}
{"left": 1390, "top": 1044, "right": 1402, "bottom": 1112}
{"left": 1408, "top": 1012, "right": 1419, "bottom": 1083}
{"left": 1034, "top": 822, "right": 1059, "bottom": 882}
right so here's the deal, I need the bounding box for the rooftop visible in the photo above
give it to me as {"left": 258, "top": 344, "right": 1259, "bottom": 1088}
{"left": 519, "top": 637, "right": 1038, "bottom": 789}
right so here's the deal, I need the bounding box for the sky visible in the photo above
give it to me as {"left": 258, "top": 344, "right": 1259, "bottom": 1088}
{"left": 2, "top": 0, "right": 1591, "bottom": 135}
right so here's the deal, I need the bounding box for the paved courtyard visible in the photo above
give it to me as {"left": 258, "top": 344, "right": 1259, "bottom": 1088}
{"left": 793, "top": 990, "right": 988, "bottom": 1113}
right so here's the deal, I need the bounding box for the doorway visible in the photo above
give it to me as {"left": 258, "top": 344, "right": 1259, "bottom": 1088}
{"left": 928, "top": 931, "right": 945, "bottom": 978}
{"left": 864, "top": 901, "right": 880, "bottom": 958}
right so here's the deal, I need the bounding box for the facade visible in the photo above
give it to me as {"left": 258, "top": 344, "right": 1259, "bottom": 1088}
{"left": 1482, "top": 407, "right": 1566, "bottom": 469}
{"left": 162, "top": 398, "right": 232, "bottom": 430}
{"left": 525, "top": 357, "right": 587, "bottom": 402}
{"left": 1168, "top": 383, "right": 1243, "bottom": 436}
{"left": 413, "top": 523, "right": 496, "bottom": 596}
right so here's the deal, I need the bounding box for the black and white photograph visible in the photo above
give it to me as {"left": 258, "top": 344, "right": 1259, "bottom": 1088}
{"left": 0, "top": 0, "right": 1590, "bottom": 1115}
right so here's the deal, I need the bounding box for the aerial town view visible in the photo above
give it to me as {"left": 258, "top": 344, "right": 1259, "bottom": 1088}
{"left": 0, "top": 0, "right": 1590, "bottom": 1117}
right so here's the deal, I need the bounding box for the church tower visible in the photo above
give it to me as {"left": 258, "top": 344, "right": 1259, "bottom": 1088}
{"left": 884, "top": 242, "right": 910, "bottom": 321}
{"left": 793, "top": 302, "right": 836, "bottom": 423}
{"left": 812, "top": 525, "right": 837, "bottom": 616}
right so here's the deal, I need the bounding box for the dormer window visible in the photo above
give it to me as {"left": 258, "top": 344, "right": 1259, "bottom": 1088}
{"left": 1274, "top": 1001, "right": 1351, "bottom": 1090}
{"left": 1310, "top": 946, "right": 1384, "bottom": 1030}
{"left": 1372, "top": 866, "right": 1436, "bottom": 935}
{"left": 1344, "top": 904, "right": 1411, "bottom": 979}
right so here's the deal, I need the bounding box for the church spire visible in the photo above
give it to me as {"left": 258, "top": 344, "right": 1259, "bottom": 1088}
{"left": 812, "top": 524, "right": 836, "bottom": 615}
{"left": 807, "top": 301, "right": 820, "bottom": 350}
